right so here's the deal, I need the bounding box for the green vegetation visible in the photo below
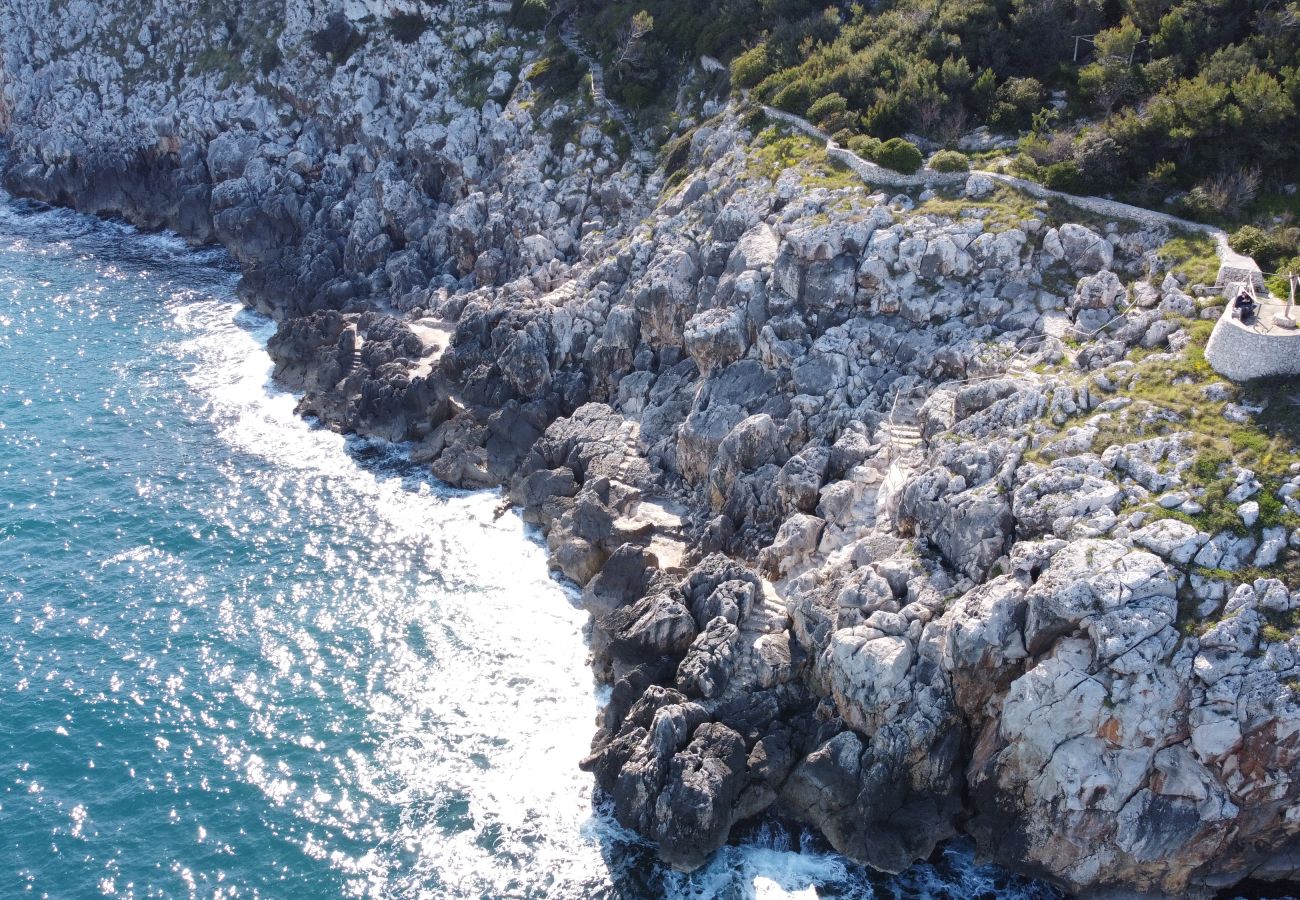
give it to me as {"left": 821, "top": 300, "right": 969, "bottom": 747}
{"left": 512, "top": 0, "right": 551, "bottom": 31}
{"left": 746, "top": 127, "right": 820, "bottom": 180}
{"left": 1232, "top": 224, "right": 1300, "bottom": 295}
{"left": 385, "top": 13, "right": 428, "bottom": 45}
{"left": 929, "top": 150, "right": 970, "bottom": 173}
{"left": 913, "top": 182, "right": 1044, "bottom": 232}
{"left": 1158, "top": 232, "right": 1221, "bottom": 288}
{"left": 1065, "top": 318, "right": 1300, "bottom": 547}
{"left": 567, "top": 0, "right": 1300, "bottom": 243}
{"left": 845, "top": 135, "right": 923, "bottom": 174}
{"left": 526, "top": 44, "right": 585, "bottom": 106}
{"left": 1262, "top": 608, "right": 1300, "bottom": 644}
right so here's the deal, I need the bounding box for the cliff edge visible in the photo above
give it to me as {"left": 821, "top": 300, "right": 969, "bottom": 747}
{"left": 4, "top": 2, "right": 1300, "bottom": 896}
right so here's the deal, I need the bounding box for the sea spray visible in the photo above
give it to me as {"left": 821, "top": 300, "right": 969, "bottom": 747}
{"left": 0, "top": 193, "right": 1052, "bottom": 899}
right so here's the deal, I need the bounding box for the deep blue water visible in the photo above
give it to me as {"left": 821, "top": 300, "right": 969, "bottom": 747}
{"left": 0, "top": 193, "right": 1060, "bottom": 899}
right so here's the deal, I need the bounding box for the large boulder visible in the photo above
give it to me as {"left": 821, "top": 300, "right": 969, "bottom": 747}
{"left": 1058, "top": 223, "right": 1114, "bottom": 272}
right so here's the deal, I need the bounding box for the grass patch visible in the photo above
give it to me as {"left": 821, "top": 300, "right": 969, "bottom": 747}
{"left": 744, "top": 127, "right": 820, "bottom": 182}
{"left": 1262, "top": 608, "right": 1300, "bottom": 645}
{"left": 803, "top": 152, "right": 862, "bottom": 191}
{"left": 913, "top": 183, "right": 1043, "bottom": 233}
{"left": 1063, "top": 317, "right": 1300, "bottom": 550}
{"left": 1158, "top": 233, "right": 1220, "bottom": 289}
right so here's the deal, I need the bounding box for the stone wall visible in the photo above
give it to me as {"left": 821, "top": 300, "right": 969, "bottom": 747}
{"left": 1205, "top": 305, "right": 1300, "bottom": 380}
{"left": 759, "top": 104, "right": 1253, "bottom": 267}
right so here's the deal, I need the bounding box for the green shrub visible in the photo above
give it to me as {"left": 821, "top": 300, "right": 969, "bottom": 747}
{"left": 617, "top": 82, "right": 656, "bottom": 109}
{"left": 772, "top": 76, "right": 813, "bottom": 115}
{"left": 1231, "top": 224, "right": 1300, "bottom": 272}
{"left": 739, "top": 106, "right": 767, "bottom": 133}
{"left": 824, "top": 111, "right": 860, "bottom": 135}
{"left": 527, "top": 47, "right": 583, "bottom": 99}
{"left": 512, "top": 0, "right": 549, "bottom": 31}
{"left": 729, "top": 43, "right": 771, "bottom": 89}
{"left": 1263, "top": 623, "right": 1289, "bottom": 645}
{"left": 1231, "top": 225, "right": 1269, "bottom": 259}
{"left": 1072, "top": 131, "right": 1124, "bottom": 187}
{"left": 872, "top": 137, "right": 923, "bottom": 175}
{"left": 385, "top": 13, "right": 428, "bottom": 44}
{"left": 661, "top": 128, "right": 694, "bottom": 177}
{"left": 990, "top": 76, "right": 1044, "bottom": 130}
{"left": 1042, "top": 160, "right": 1085, "bottom": 192}
{"left": 846, "top": 135, "right": 882, "bottom": 158}
{"left": 1190, "top": 451, "right": 1228, "bottom": 485}
{"left": 1011, "top": 153, "right": 1040, "bottom": 179}
{"left": 559, "top": 0, "right": 1300, "bottom": 221}
{"left": 1230, "top": 428, "right": 1271, "bottom": 457}
{"left": 929, "top": 149, "right": 969, "bottom": 173}
{"left": 1258, "top": 489, "right": 1286, "bottom": 528}
{"left": 806, "top": 92, "right": 848, "bottom": 124}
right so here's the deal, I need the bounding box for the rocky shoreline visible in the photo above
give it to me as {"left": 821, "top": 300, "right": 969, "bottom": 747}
{"left": 6, "top": 2, "right": 1300, "bottom": 896}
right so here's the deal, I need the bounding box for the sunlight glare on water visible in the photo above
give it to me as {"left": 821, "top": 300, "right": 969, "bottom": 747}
{"left": 0, "top": 191, "right": 1053, "bottom": 900}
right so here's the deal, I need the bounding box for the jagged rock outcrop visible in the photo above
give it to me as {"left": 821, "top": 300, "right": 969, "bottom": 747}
{"left": 5, "top": 3, "right": 1300, "bottom": 896}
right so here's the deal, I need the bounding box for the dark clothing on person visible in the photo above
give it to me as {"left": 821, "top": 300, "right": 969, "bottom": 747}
{"left": 1235, "top": 291, "right": 1257, "bottom": 322}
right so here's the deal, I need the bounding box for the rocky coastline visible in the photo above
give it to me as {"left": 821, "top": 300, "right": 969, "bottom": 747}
{"left": 6, "top": 2, "right": 1300, "bottom": 896}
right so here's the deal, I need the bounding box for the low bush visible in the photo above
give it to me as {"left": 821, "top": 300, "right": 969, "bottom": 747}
{"left": 385, "top": 13, "right": 428, "bottom": 44}
{"left": 1231, "top": 225, "right": 1270, "bottom": 259}
{"left": 846, "top": 135, "right": 881, "bottom": 158}
{"left": 872, "top": 137, "right": 922, "bottom": 174}
{"left": 729, "top": 43, "right": 771, "bottom": 89}
{"left": 528, "top": 46, "right": 583, "bottom": 99}
{"left": 1232, "top": 224, "right": 1300, "bottom": 273}
{"left": 990, "top": 76, "right": 1044, "bottom": 130}
{"left": 771, "top": 75, "right": 814, "bottom": 115}
{"left": 806, "top": 92, "right": 848, "bottom": 125}
{"left": 929, "top": 149, "right": 969, "bottom": 172}
{"left": 512, "top": 0, "right": 549, "bottom": 30}
{"left": 1042, "top": 160, "right": 1085, "bottom": 193}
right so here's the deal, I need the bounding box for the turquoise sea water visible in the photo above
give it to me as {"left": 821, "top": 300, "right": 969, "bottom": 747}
{"left": 0, "top": 192, "right": 1058, "bottom": 899}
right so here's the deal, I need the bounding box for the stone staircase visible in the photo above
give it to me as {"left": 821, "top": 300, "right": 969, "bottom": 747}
{"left": 882, "top": 389, "right": 925, "bottom": 462}
{"left": 726, "top": 584, "right": 793, "bottom": 693}
{"left": 339, "top": 325, "right": 364, "bottom": 378}
{"left": 558, "top": 19, "right": 650, "bottom": 161}
{"left": 1006, "top": 359, "right": 1034, "bottom": 379}
{"left": 883, "top": 420, "right": 922, "bottom": 453}
{"left": 344, "top": 343, "right": 363, "bottom": 374}
{"left": 611, "top": 418, "right": 644, "bottom": 484}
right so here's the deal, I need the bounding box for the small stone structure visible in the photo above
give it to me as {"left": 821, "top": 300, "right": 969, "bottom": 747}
{"left": 1205, "top": 279, "right": 1300, "bottom": 380}
{"left": 1214, "top": 245, "right": 1266, "bottom": 293}
{"left": 758, "top": 101, "right": 1291, "bottom": 381}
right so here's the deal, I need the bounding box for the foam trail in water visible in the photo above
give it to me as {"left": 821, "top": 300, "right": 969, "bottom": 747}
{"left": 0, "top": 189, "right": 1057, "bottom": 900}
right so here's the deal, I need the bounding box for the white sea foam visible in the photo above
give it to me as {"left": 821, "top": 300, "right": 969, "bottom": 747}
{"left": 0, "top": 190, "right": 1049, "bottom": 900}
{"left": 166, "top": 294, "right": 884, "bottom": 899}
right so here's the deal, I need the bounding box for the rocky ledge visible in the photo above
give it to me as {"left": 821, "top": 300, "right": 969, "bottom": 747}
{"left": 4, "top": 1, "right": 1300, "bottom": 896}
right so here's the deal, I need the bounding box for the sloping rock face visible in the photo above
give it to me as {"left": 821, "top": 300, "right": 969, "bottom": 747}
{"left": 1, "top": 0, "right": 646, "bottom": 318}
{"left": 5, "top": 4, "right": 1300, "bottom": 897}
